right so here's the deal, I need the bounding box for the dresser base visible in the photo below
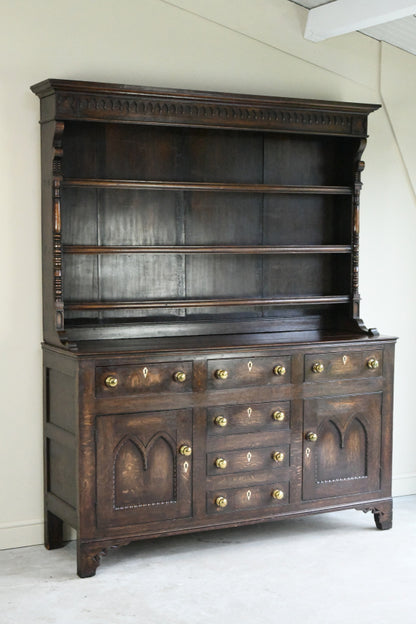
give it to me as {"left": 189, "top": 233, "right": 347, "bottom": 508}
{"left": 43, "top": 335, "right": 395, "bottom": 577}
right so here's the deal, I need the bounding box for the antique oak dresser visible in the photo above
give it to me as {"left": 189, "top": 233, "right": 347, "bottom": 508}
{"left": 31, "top": 79, "right": 395, "bottom": 577}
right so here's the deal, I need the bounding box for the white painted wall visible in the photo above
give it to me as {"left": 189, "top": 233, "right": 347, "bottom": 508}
{"left": 1, "top": 0, "right": 415, "bottom": 549}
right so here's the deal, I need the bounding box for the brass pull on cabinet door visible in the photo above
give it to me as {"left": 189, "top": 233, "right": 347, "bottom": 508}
{"left": 179, "top": 445, "right": 192, "bottom": 456}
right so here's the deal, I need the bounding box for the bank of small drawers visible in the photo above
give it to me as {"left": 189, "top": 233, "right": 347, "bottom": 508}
{"left": 206, "top": 400, "right": 291, "bottom": 513}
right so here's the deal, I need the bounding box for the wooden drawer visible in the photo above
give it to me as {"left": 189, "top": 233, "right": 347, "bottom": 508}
{"left": 207, "top": 401, "right": 290, "bottom": 435}
{"left": 96, "top": 361, "right": 193, "bottom": 397}
{"left": 207, "top": 444, "right": 290, "bottom": 476}
{"left": 207, "top": 356, "right": 291, "bottom": 390}
{"left": 304, "top": 350, "right": 383, "bottom": 382}
{"left": 206, "top": 482, "right": 289, "bottom": 514}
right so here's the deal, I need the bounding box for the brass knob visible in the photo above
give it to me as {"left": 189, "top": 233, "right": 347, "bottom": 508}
{"left": 272, "top": 451, "right": 285, "bottom": 463}
{"left": 215, "top": 369, "right": 229, "bottom": 380}
{"left": 273, "top": 365, "right": 286, "bottom": 376}
{"left": 105, "top": 375, "right": 118, "bottom": 388}
{"left": 271, "top": 489, "right": 284, "bottom": 500}
{"left": 173, "top": 371, "right": 187, "bottom": 383}
{"left": 305, "top": 432, "right": 318, "bottom": 442}
{"left": 272, "top": 410, "right": 285, "bottom": 422}
{"left": 214, "top": 416, "right": 228, "bottom": 428}
{"left": 215, "top": 457, "right": 227, "bottom": 469}
{"left": 215, "top": 496, "right": 228, "bottom": 508}
{"left": 179, "top": 444, "right": 192, "bottom": 456}
{"left": 367, "top": 358, "right": 379, "bottom": 370}
{"left": 312, "top": 362, "right": 324, "bottom": 374}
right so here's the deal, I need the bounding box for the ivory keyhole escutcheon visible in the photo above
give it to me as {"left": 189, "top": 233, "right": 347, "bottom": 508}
{"left": 306, "top": 447, "right": 311, "bottom": 458}
{"left": 343, "top": 355, "right": 347, "bottom": 365}
{"left": 247, "top": 407, "right": 252, "bottom": 419}
{"left": 248, "top": 361, "right": 253, "bottom": 372}
{"left": 246, "top": 490, "right": 252, "bottom": 501}
{"left": 183, "top": 461, "right": 189, "bottom": 473}
{"left": 247, "top": 451, "right": 252, "bottom": 463}
{"left": 143, "top": 367, "right": 149, "bottom": 379}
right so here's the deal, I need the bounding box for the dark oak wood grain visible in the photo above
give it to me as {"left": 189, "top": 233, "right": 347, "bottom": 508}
{"left": 33, "top": 79, "right": 394, "bottom": 577}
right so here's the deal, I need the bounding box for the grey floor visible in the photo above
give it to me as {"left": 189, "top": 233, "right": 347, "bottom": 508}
{"left": 0, "top": 497, "right": 415, "bottom": 624}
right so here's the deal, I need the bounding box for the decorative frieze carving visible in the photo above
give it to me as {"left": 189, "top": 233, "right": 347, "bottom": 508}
{"left": 55, "top": 92, "right": 364, "bottom": 135}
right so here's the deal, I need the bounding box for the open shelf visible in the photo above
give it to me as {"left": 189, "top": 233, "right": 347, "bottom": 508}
{"left": 62, "top": 179, "right": 353, "bottom": 194}
{"left": 32, "top": 90, "right": 379, "bottom": 343}
{"left": 65, "top": 295, "right": 350, "bottom": 311}
{"left": 63, "top": 245, "right": 352, "bottom": 255}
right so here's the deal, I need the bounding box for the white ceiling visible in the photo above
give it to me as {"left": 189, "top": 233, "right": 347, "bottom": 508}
{"left": 289, "top": 0, "right": 416, "bottom": 55}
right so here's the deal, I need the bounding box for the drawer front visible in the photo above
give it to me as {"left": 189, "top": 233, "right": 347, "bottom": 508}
{"left": 96, "top": 361, "right": 193, "bottom": 397}
{"left": 207, "top": 356, "right": 290, "bottom": 390}
{"left": 207, "top": 402, "right": 291, "bottom": 435}
{"left": 207, "top": 444, "right": 290, "bottom": 476}
{"left": 304, "top": 350, "right": 383, "bottom": 382}
{"left": 207, "top": 482, "right": 289, "bottom": 514}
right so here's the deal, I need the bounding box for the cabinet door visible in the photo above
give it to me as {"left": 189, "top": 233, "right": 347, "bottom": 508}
{"left": 302, "top": 394, "right": 381, "bottom": 501}
{"left": 96, "top": 409, "right": 192, "bottom": 528}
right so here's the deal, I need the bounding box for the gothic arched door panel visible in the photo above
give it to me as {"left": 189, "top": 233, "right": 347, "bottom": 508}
{"left": 96, "top": 409, "right": 192, "bottom": 528}
{"left": 302, "top": 393, "right": 382, "bottom": 500}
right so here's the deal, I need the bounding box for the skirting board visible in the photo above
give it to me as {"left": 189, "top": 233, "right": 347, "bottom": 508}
{"left": 0, "top": 521, "right": 75, "bottom": 551}
{"left": 1, "top": 476, "right": 415, "bottom": 550}
{"left": 392, "top": 472, "right": 416, "bottom": 497}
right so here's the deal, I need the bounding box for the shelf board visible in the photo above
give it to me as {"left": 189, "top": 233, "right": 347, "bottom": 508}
{"left": 62, "top": 179, "right": 353, "bottom": 195}
{"left": 63, "top": 244, "right": 352, "bottom": 255}
{"left": 65, "top": 295, "right": 350, "bottom": 311}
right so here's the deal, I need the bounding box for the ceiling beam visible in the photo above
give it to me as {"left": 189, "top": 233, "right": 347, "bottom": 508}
{"left": 304, "top": 0, "right": 416, "bottom": 42}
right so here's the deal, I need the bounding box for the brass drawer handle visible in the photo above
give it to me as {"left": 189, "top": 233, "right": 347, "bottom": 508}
{"left": 215, "top": 457, "right": 227, "bottom": 469}
{"left": 367, "top": 358, "right": 379, "bottom": 370}
{"left": 272, "top": 410, "right": 285, "bottom": 422}
{"left": 311, "top": 362, "right": 324, "bottom": 374}
{"left": 272, "top": 451, "right": 285, "bottom": 463}
{"left": 215, "top": 369, "right": 229, "bottom": 380}
{"left": 215, "top": 496, "right": 228, "bottom": 508}
{"left": 179, "top": 444, "right": 192, "bottom": 456}
{"left": 271, "top": 489, "right": 284, "bottom": 500}
{"left": 305, "top": 432, "right": 318, "bottom": 442}
{"left": 105, "top": 375, "right": 118, "bottom": 388}
{"left": 173, "top": 371, "right": 187, "bottom": 383}
{"left": 273, "top": 365, "right": 286, "bottom": 376}
{"left": 214, "top": 416, "right": 228, "bottom": 428}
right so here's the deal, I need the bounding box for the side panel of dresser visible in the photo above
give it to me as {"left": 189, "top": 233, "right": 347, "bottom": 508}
{"left": 43, "top": 347, "right": 79, "bottom": 548}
